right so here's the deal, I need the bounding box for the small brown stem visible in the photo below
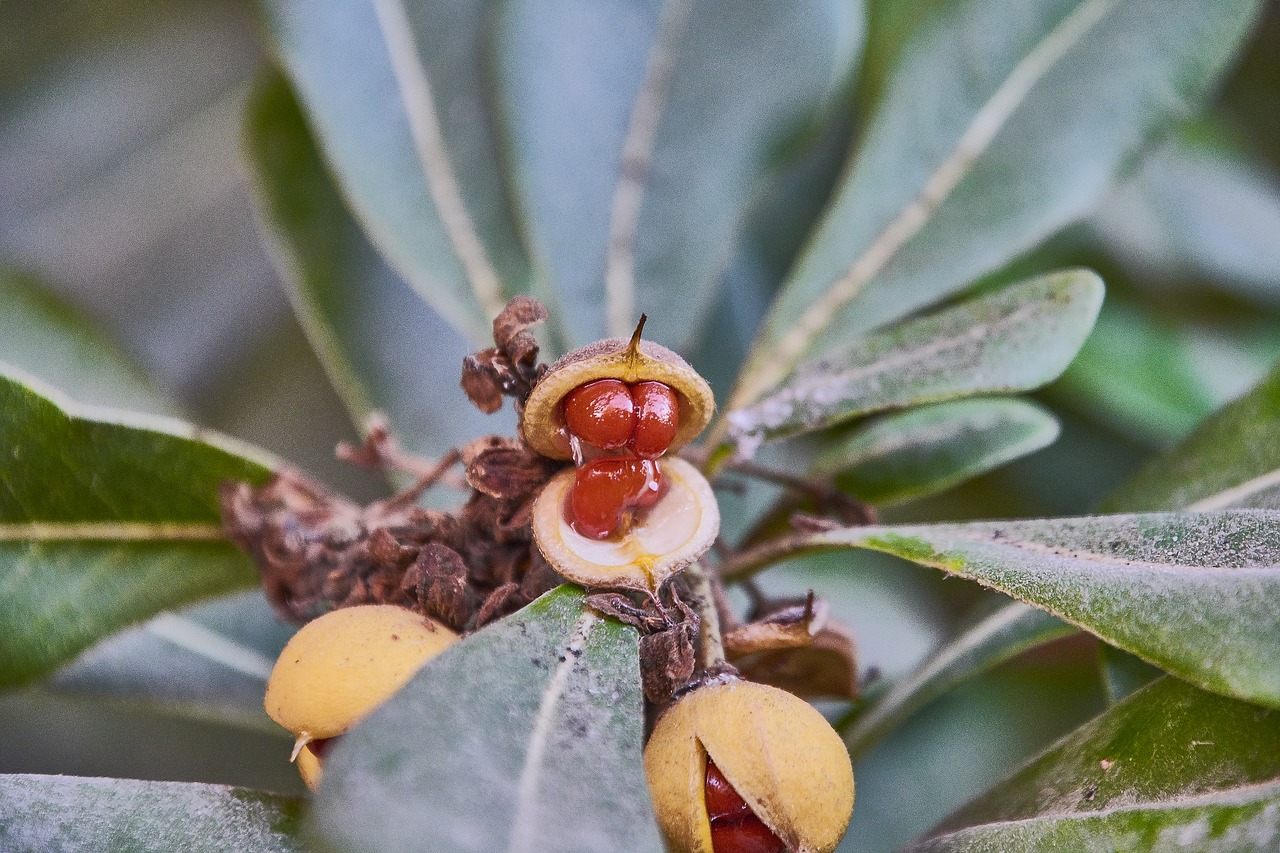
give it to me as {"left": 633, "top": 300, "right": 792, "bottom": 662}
{"left": 719, "top": 532, "right": 836, "bottom": 583}
{"left": 685, "top": 561, "right": 726, "bottom": 668}
{"left": 367, "top": 449, "right": 462, "bottom": 517}
{"left": 723, "top": 459, "right": 877, "bottom": 526}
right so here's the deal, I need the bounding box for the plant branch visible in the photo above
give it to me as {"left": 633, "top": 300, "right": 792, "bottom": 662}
{"left": 684, "top": 561, "right": 726, "bottom": 669}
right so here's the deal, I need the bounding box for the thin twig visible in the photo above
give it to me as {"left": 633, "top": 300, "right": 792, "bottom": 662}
{"left": 684, "top": 561, "right": 726, "bottom": 668}
{"left": 368, "top": 448, "right": 462, "bottom": 516}
{"left": 723, "top": 459, "right": 878, "bottom": 526}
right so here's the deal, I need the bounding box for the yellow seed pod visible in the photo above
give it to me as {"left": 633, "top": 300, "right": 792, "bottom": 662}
{"left": 644, "top": 680, "right": 854, "bottom": 853}
{"left": 531, "top": 456, "right": 719, "bottom": 592}
{"left": 264, "top": 604, "right": 459, "bottom": 790}
{"left": 521, "top": 330, "right": 715, "bottom": 460}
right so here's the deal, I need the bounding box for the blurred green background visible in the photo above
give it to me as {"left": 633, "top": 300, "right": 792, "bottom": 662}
{"left": 2, "top": 1, "right": 1279, "bottom": 850}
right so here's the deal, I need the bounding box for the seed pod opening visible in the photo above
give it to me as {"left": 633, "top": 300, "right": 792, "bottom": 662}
{"left": 264, "top": 604, "right": 459, "bottom": 790}
{"left": 644, "top": 680, "right": 854, "bottom": 853}
{"left": 531, "top": 456, "right": 719, "bottom": 591}
{"left": 522, "top": 333, "right": 714, "bottom": 461}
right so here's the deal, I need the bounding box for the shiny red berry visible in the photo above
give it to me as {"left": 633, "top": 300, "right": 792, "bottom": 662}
{"left": 568, "top": 458, "right": 655, "bottom": 540}
{"left": 563, "top": 380, "right": 635, "bottom": 450}
{"left": 630, "top": 381, "right": 679, "bottom": 459}
{"left": 706, "top": 760, "right": 786, "bottom": 853}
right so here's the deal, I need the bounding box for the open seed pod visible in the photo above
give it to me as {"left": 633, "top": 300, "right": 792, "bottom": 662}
{"left": 264, "top": 604, "right": 459, "bottom": 790}
{"left": 644, "top": 679, "right": 854, "bottom": 853}
{"left": 531, "top": 455, "right": 719, "bottom": 591}
{"left": 521, "top": 326, "right": 715, "bottom": 460}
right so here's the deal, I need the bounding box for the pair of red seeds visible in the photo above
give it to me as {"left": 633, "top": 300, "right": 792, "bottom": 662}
{"left": 562, "top": 379, "right": 679, "bottom": 540}
{"left": 706, "top": 760, "right": 786, "bottom": 853}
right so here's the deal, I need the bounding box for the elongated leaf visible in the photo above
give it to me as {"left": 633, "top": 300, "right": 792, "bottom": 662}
{"left": 494, "top": 0, "right": 861, "bottom": 349}
{"left": 312, "top": 586, "right": 662, "bottom": 853}
{"left": 724, "top": 510, "right": 1280, "bottom": 708}
{"left": 258, "top": 0, "right": 529, "bottom": 342}
{"left": 48, "top": 590, "right": 290, "bottom": 733}
{"left": 0, "top": 370, "right": 272, "bottom": 687}
{"left": 0, "top": 269, "right": 176, "bottom": 417}
{"left": 727, "top": 270, "right": 1101, "bottom": 452}
{"left": 842, "top": 604, "right": 1073, "bottom": 760}
{"left": 911, "top": 677, "right": 1280, "bottom": 852}
{"left": 814, "top": 397, "right": 1060, "bottom": 504}
{"left": 1092, "top": 127, "right": 1280, "bottom": 309}
{"left": 0, "top": 775, "right": 303, "bottom": 852}
{"left": 730, "top": 0, "right": 1262, "bottom": 410}
{"left": 244, "top": 71, "right": 507, "bottom": 459}
{"left": 1104, "top": 363, "right": 1280, "bottom": 512}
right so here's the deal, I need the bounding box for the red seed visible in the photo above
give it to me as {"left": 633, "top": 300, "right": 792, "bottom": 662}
{"left": 568, "top": 458, "right": 653, "bottom": 539}
{"left": 709, "top": 818, "right": 787, "bottom": 853}
{"left": 563, "top": 380, "right": 635, "bottom": 450}
{"left": 705, "top": 759, "right": 786, "bottom": 853}
{"left": 630, "top": 381, "right": 679, "bottom": 458}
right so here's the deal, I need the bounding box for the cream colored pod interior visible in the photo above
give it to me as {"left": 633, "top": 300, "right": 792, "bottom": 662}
{"left": 531, "top": 456, "right": 720, "bottom": 591}
{"left": 644, "top": 680, "right": 855, "bottom": 853}
{"left": 264, "top": 604, "right": 459, "bottom": 790}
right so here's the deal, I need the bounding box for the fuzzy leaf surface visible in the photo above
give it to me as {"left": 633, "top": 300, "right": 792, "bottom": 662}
{"left": 909, "top": 677, "right": 1280, "bottom": 852}
{"left": 813, "top": 397, "right": 1060, "bottom": 504}
{"left": 244, "top": 72, "right": 505, "bottom": 459}
{"left": 728, "top": 270, "right": 1101, "bottom": 451}
{"left": 494, "top": 0, "right": 861, "bottom": 348}
{"left": 0, "top": 370, "right": 271, "bottom": 687}
{"left": 726, "top": 510, "right": 1280, "bottom": 708}
{"left": 1104, "top": 363, "right": 1280, "bottom": 513}
{"left": 257, "top": 0, "right": 529, "bottom": 342}
{"left": 311, "top": 586, "right": 662, "bottom": 853}
{"left": 0, "top": 775, "right": 304, "bottom": 853}
{"left": 732, "top": 0, "right": 1262, "bottom": 408}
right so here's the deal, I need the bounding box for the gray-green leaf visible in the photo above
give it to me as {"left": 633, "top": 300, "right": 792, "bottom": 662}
{"left": 243, "top": 71, "right": 508, "bottom": 460}
{"left": 727, "top": 270, "right": 1101, "bottom": 453}
{"left": 0, "top": 370, "right": 271, "bottom": 687}
{"left": 813, "top": 397, "right": 1060, "bottom": 504}
{"left": 1103, "top": 362, "right": 1280, "bottom": 512}
{"left": 724, "top": 510, "right": 1280, "bottom": 708}
{"left": 909, "top": 677, "right": 1280, "bottom": 852}
{"left": 311, "top": 586, "right": 662, "bottom": 853}
{"left": 0, "top": 775, "right": 304, "bottom": 853}
{"left": 494, "top": 0, "right": 861, "bottom": 349}
{"left": 730, "top": 0, "right": 1262, "bottom": 410}
{"left": 257, "top": 0, "right": 530, "bottom": 342}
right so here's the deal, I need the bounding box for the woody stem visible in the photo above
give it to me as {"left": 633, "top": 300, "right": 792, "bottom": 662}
{"left": 685, "top": 560, "right": 726, "bottom": 669}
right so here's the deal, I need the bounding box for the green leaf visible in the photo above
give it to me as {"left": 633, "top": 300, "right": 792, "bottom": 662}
{"left": 1097, "top": 642, "right": 1164, "bottom": 705}
{"left": 1092, "top": 126, "right": 1280, "bottom": 309}
{"left": 1054, "top": 300, "right": 1218, "bottom": 448}
{"left": 841, "top": 604, "right": 1073, "bottom": 760}
{"left": 493, "top": 0, "right": 861, "bottom": 349}
{"left": 730, "top": 0, "right": 1262, "bottom": 410}
{"left": 48, "top": 591, "right": 291, "bottom": 733}
{"left": 724, "top": 510, "right": 1280, "bottom": 708}
{"left": 813, "top": 397, "right": 1061, "bottom": 504}
{"left": 311, "top": 586, "right": 663, "bottom": 853}
{"left": 1103, "top": 362, "right": 1280, "bottom": 512}
{"left": 0, "top": 370, "right": 272, "bottom": 687}
{"left": 243, "top": 71, "right": 509, "bottom": 459}
{"left": 727, "top": 270, "right": 1102, "bottom": 452}
{"left": 0, "top": 775, "right": 304, "bottom": 852}
{"left": 0, "top": 268, "right": 176, "bottom": 417}
{"left": 257, "top": 0, "right": 530, "bottom": 342}
{"left": 910, "top": 677, "right": 1280, "bottom": 852}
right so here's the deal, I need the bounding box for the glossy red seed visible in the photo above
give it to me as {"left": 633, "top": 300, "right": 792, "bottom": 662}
{"left": 564, "top": 380, "right": 635, "bottom": 450}
{"left": 709, "top": 818, "right": 787, "bottom": 853}
{"left": 569, "top": 458, "right": 653, "bottom": 539}
{"left": 308, "top": 736, "right": 338, "bottom": 760}
{"left": 630, "top": 381, "right": 679, "bottom": 458}
{"left": 706, "top": 759, "right": 786, "bottom": 853}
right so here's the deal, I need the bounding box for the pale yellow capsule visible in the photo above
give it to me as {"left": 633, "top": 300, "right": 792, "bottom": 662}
{"left": 531, "top": 456, "right": 719, "bottom": 592}
{"left": 644, "top": 680, "right": 854, "bottom": 853}
{"left": 264, "top": 604, "right": 459, "bottom": 790}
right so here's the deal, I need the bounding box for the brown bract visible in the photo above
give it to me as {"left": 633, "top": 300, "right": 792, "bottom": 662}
{"left": 521, "top": 335, "right": 714, "bottom": 460}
